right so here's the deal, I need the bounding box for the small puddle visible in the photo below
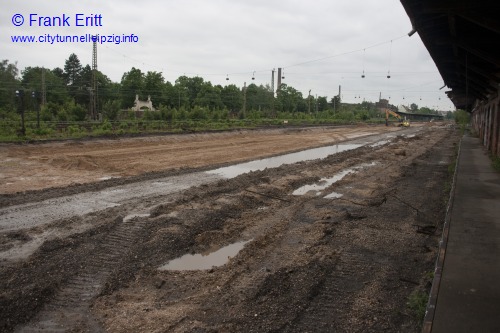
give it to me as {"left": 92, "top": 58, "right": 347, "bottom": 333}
{"left": 0, "top": 236, "right": 46, "bottom": 261}
{"left": 152, "top": 181, "right": 171, "bottom": 186}
{"left": 123, "top": 213, "right": 150, "bottom": 222}
{"left": 292, "top": 170, "right": 354, "bottom": 196}
{"left": 293, "top": 162, "right": 377, "bottom": 196}
{"left": 159, "top": 240, "right": 252, "bottom": 271}
{"left": 100, "top": 188, "right": 126, "bottom": 195}
{"left": 324, "top": 192, "right": 343, "bottom": 199}
{"left": 99, "top": 176, "right": 117, "bottom": 181}
{"left": 369, "top": 140, "right": 391, "bottom": 148}
{"left": 206, "top": 144, "right": 362, "bottom": 178}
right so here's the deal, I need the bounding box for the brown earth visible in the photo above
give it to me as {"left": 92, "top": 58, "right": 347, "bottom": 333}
{"left": 0, "top": 125, "right": 401, "bottom": 195}
{"left": 0, "top": 124, "right": 460, "bottom": 332}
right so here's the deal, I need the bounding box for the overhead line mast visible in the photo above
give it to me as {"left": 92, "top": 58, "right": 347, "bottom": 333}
{"left": 90, "top": 40, "right": 98, "bottom": 120}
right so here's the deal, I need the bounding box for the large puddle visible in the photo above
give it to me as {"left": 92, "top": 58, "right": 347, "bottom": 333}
{"left": 1, "top": 129, "right": 412, "bottom": 232}
{"left": 206, "top": 144, "right": 362, "bottom": 178}
{"left": 159, "top": 240, "right": 252, "bottom": 271}
{"left": 293, "top": 162, "right": 377, "bottom": 197}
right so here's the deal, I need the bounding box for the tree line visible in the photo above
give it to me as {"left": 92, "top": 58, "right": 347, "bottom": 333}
{"left": 1, "top": 54, "right": 447, "bottom": 124}
{"left": 0, "top": 54, "right": 359, "bottom": 122}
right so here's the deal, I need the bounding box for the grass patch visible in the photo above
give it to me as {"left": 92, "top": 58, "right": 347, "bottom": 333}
{"left": 443, "top": 144, "right": 459, "bottom": 204}
{"left": 491, "top": 154, "right": 500, "bottom": 172}
{"left": 0, "top": 118, "right": 369, "bottom": 142}
{"left": 407, "top": 290, "right": 428, "bottom": 322}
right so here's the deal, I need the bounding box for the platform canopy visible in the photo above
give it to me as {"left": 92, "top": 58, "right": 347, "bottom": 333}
{"left": 400, "top": 0, "right": 500, "bottom": 111}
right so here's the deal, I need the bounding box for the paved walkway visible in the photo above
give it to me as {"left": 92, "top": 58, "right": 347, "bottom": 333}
{"left": 426, "top": 135, "right": 500, "bottom": 333}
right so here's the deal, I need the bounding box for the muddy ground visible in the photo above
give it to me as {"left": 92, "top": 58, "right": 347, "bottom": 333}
{"left": 0, "top": 125, "right": 400, "bottom": 195}
{"left": 0, "top": 124, "right": 460, "bottom": 332}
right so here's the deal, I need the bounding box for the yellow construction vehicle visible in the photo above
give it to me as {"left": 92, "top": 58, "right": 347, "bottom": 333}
{"left": 385, "top": 109, "right": 410, "bottom": 127}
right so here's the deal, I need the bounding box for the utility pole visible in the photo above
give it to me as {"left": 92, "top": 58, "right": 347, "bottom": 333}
{"left": 32, "top": 91, "right": 40, "bottom": 129}
{"left": 315, "top": 94, "right": 318, "bottom": 113}
{"left": 16, "top": 90, "right": 25, "bottom": 136}
{"left": 339, "top": 85, "right": 342, "bottom": 110}
{"left": 41, "top": 67, "right": 47, "bottom": 107}
{"left": 90, "top": 41, "right": 98, "bottom": 120}
{"left": 334, "top": 85, "right": 341, "bottom": 114}
{"left": 242, "top": 82, "right": 247, "bottom": 117}
{"left": 271, "top": 68, "right": 275, "bottom": 97}
{"left": 277, "top": 68, "right": 282, "bottom": 92}
{"left": 308, "top": 90, "right": 311, "bottom": 114}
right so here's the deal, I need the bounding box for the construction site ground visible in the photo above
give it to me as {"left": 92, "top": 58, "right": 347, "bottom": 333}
{"left": 0, "top": 124, "right": 461, "bottom": 332}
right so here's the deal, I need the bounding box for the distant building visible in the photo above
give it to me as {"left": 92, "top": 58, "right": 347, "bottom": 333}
{"left": 376, "top": 99, "right": 389, "bottom": 110}
{"left": 398, "top": 105, "right": 412, "bottom": 113}
{"left": 132, "top": 95, "right": 155, "bottom": 111}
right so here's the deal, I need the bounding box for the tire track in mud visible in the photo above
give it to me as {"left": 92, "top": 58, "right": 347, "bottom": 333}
{"left": 5, "top": 126, "right": 456, "bottom": 332}
{"left": 284, "top": 129, "right": 459, "bottom": 332}
{"left": 283, "top": 250, "right": 383, "bottom": 332}
{"left": 15, "top": 216, "right": 148, "bottom": 332}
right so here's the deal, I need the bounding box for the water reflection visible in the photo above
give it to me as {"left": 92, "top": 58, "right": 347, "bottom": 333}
{"left": 207, "top": 144, "right": 362, "bottom": 178}
{"left": 159, "top": 240, "right": 252, "bottom": 271}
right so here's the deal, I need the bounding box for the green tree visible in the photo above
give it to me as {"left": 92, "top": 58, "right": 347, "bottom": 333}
{"left": 172, "top": 83, "right": 190, "bottom": 110}
{"left": 221, "top": 84, "right": 243, "bottom": 112}
{"left": 67, "top": 101, "right": 87, "bottom": 121}
{"left": 419, "top": 106, "right": 438, "bottom": 115}
{"left": 175, "top": 76, "right": 205, "bottom": 108}
{"left": 52, "top": 67, "right": 64, "bottom": 80}
{"left": 276, "top": 84, "right": 303, "bottom": 113}
{"left": 194, "top": 82, "right": 223, "bottom": 110}
{"left": 97, "top": 75, "right": 119, "bottom": 108}
{"left": 317, "top": 96, "right": 328, "bottom": 112}
{"left": 21, "top": 66, "right": 68, "bottom": 108}
{"left": 0, "top": 60, "right": 20, "bottom": 112}
{"left": 63, "top": 53, "right": 83, "bottom": 102}
{"left": 162, "top": 81, "right": 177, "bottom": 109}
{"left": 78, "top": 66, "right": 113, "bottom": 113}
{"left": 102, "top": 100, "right": 121, "bottom": 120}
{"left": 295, "top": 98, "right": 307, "bottom": 113}
{"left": 63, "top": 53, "right": 82, "bottom": 86}
{"left": 144, "top": 71, "right": 165, "bottom": 108}
{"left": 120, "top": 67, "right": 145, "bottom": 108}
{"left": 246, "top": 84, "right": 273, "bottom": 112}
{"left": 330, "top": 95, "right": 341, "bottom": 111}
{"left": 454, "top": 109, "right": 470, "bottom": 126}
{"left": 76, "top": 64, "right": 93, "bottom": 106}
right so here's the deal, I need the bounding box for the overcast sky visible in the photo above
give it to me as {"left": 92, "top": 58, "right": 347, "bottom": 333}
{"left": 2, "top": 0, "right": 455, "bottom": 111}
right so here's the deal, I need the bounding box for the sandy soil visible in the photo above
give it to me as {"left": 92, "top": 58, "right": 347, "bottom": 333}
{"left": 0, "top": 124, "right": 460, "bottom": 332}
{"left": 0, "top": 125, "right": 401, "bottom": 194}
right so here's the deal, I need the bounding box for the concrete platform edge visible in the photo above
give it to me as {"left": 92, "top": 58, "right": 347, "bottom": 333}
{"left": 421, "top": 135, "right": 463, "bottom": 333}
